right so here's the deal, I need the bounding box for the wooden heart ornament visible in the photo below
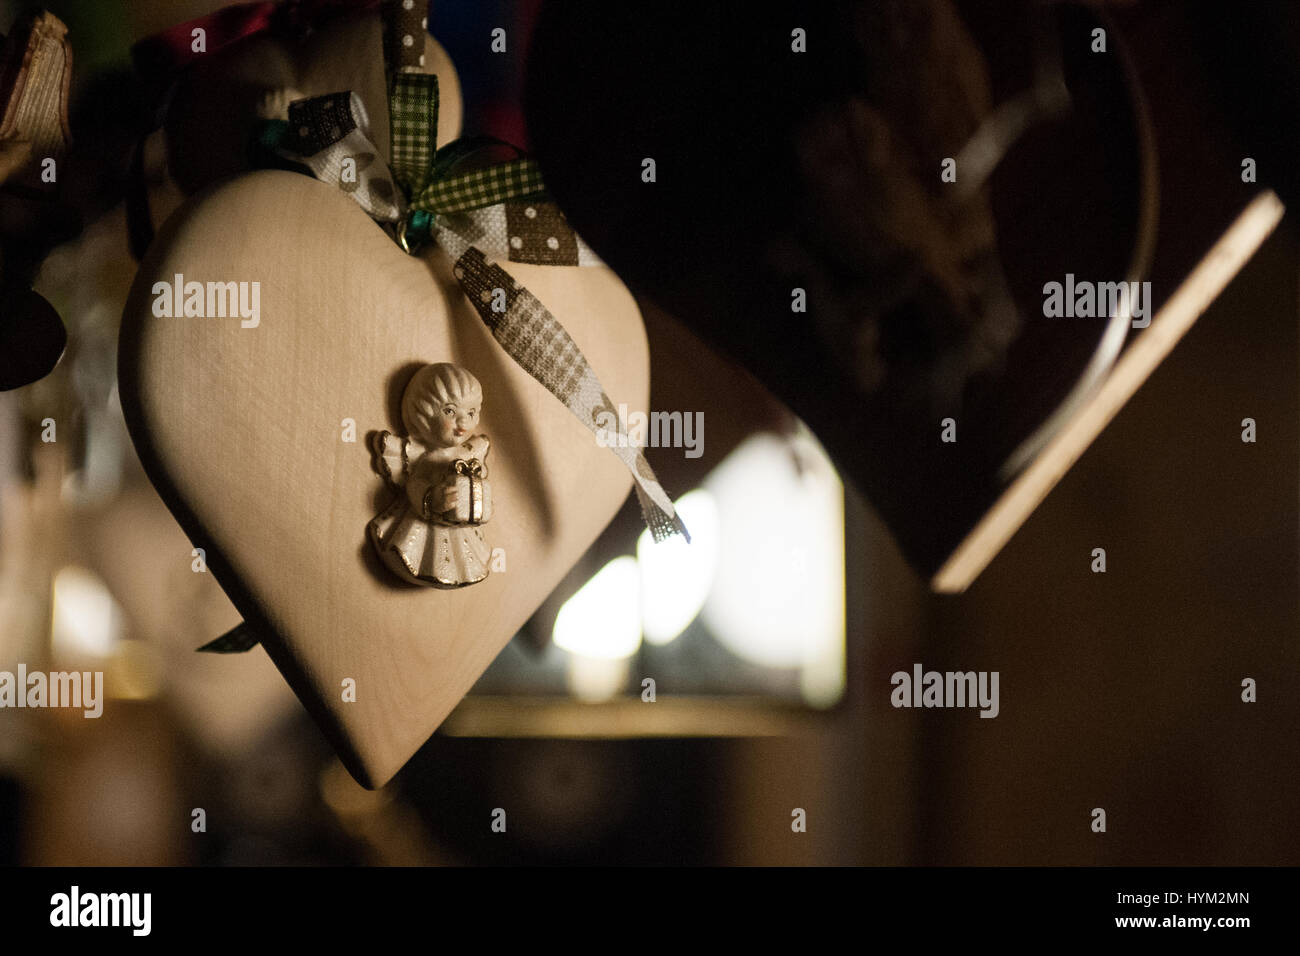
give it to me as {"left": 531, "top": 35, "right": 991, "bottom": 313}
{"left": 119, "top": 17, "right": 655, "bottom": 789}
{"left": 120, "top": 170, "right": 649, "bottom": 789}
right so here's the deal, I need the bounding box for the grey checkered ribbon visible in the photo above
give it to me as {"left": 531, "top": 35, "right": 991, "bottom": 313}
{"left": 273, "top": 80, "right": 688, "bottom": 542}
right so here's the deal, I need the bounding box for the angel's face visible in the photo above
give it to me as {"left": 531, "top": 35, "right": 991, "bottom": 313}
{"left": 432, "top": 398, "right": 480, "bottom": 447}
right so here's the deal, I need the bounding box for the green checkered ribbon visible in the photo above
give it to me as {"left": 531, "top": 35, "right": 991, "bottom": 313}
{"left": 418, "top": 157, "right": 546, "bottom": 215}
{"left": 387, "top": 72, "right": 436, "bottom": 188}
{"left": 391, "top": 73, "right": 546, "bottom": 212}
{"left": 268, "top": 73, "right": 688, "bottom": 542}
{"left": 387, "top": 73, "right": 552, "bottom": 250}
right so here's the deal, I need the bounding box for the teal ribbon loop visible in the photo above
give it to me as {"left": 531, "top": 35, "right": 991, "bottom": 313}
{"left": 400, "top": 208, "right": 434, "bottom": 252}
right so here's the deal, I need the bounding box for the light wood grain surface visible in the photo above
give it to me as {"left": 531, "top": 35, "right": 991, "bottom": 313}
{"left": 120, "top": 16, "right": 648, "bottom": 787}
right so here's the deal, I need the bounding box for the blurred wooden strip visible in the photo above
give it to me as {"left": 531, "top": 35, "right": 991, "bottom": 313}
{"left": 933, "top": 190, "right": 1285, "bottom": 593}
{"left": 442, "top": 696, "right": 821, "bottom": 738}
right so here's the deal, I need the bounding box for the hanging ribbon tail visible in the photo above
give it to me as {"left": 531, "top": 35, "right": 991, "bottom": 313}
{"left": 436, "top": 227, "right": 688, "bottom": 543}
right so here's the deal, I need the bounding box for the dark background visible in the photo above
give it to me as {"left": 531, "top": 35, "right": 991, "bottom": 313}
{"left": 0, "top": 0, "right": 1294, "bottom": 865}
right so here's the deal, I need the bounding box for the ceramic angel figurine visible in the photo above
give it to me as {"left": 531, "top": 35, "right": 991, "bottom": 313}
{"left": 368, "top": 363, "right": 494, "bottom": 587}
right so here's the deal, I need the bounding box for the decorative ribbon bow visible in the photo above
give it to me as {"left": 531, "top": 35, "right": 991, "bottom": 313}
{"left": 270, "top": 72, "right": 688, "bottom": 542}
{"left": 452, "top": 457, "right": 485, "bottom": 479}
{"left": 427, "top": 457, "right": 486, "bottom": 524}
{"left": 448, "top": 457, "right": 487, "bottom": 524}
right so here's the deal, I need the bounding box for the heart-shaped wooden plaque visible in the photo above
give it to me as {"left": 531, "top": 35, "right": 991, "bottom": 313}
{"left": 120, "top": 19, "right": 648, "bottom": 789}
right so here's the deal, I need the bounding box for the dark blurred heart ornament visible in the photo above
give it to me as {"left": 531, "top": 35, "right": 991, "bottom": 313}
{"left": 0, "top": 287, "right": 66, "bottom": 390}
{"left": 0, "top": 9, "right": 74, "bottom": 390}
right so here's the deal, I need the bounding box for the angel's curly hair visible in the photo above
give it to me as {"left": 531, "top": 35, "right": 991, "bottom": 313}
{"left": 401, "top": 363, "right": 483, "bottom": 441}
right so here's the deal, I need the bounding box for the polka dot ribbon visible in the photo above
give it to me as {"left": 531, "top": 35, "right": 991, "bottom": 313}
{"left": 267, "top": 67, "right": 689, "bottom": 543}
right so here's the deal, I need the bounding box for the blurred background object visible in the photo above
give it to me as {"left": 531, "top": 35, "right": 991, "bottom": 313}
{"left": 0, "top": 9, "right": 75, "bottom": 391}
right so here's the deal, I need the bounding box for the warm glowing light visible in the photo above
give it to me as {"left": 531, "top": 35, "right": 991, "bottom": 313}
{"left": 700, "top": 430, "right": 845, "bottom": 705}
{"left": 106, "top": 639, "right": 164, "bottom": 701}
{"left": 565, "top": 654, "right": 631, "bottom": 703}
{"left": 51, "top": 565, "right": 123, "bottom": 660}
{"left": 552, "top": 556, "right": 642, "bottom": 661}
{"left": 637, "top": 489, "right": 720, "bottom": 645}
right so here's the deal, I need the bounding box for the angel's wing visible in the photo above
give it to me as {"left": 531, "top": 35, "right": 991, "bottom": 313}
{"left": 372, "top": 431, "right": 425, "bottom": 485}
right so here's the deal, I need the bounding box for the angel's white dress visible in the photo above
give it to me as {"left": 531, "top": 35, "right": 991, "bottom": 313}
{"left": 368, "top": 431, "right": 493, "bottom": 587}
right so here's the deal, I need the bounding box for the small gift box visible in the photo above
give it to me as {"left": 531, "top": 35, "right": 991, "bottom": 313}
{"left": 441, "top": 458, "right": 491, "bottom": 525}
